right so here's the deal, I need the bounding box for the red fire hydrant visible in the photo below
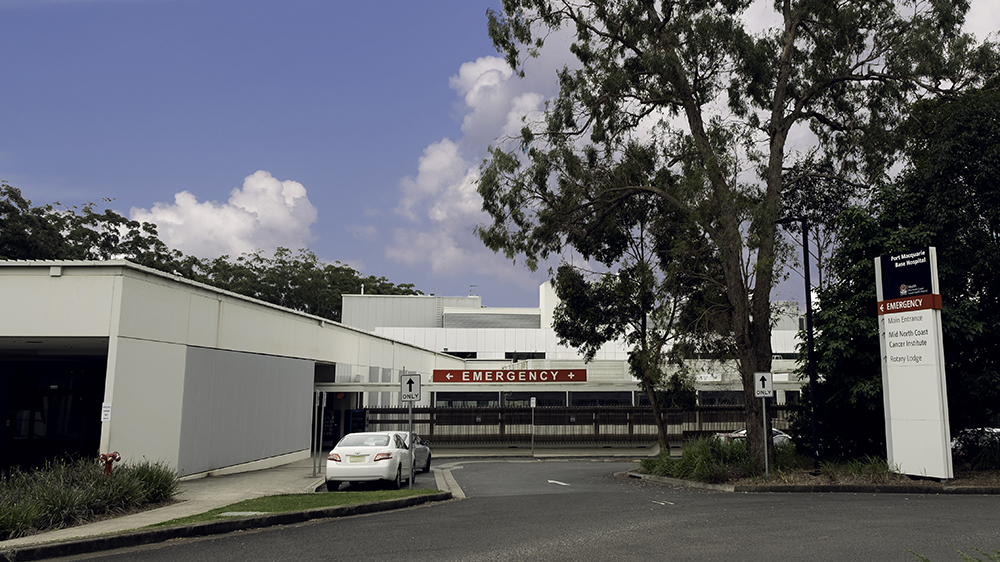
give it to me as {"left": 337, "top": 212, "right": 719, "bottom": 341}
{"left": 99, "top": 451, "right": 121, "bottom": 475}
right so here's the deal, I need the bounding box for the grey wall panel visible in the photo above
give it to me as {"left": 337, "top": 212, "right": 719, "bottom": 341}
{"left": 176, "top": 347, "right": 313, "bottom": 476}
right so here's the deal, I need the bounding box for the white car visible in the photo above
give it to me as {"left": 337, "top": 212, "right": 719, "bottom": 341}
{"left": 716, "top": 427, "right": 792, "bottom": 446}
{"left": 326, "top": 431, "right": 430, "bottom": 491}
{"left": 951, "top": 427, "right": 1000, "bottom": 458}
{"left": 409, "top": 433, "right": 432, "bottom": 474}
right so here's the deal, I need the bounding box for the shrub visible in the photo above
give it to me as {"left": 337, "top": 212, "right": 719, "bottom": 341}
{"left": 0, "top": 457, "right": 178, "bottom": 540}
{"left": 640, "top": 438, "right": 754, "bottom": 484}
{"left": 640, "top": 438, "right": 809, "bottom": 484}
{"left": 953, "top": 429, "right": 1000, "bottom": 470}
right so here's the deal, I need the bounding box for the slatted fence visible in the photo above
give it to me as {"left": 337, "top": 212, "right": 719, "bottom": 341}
{"left": 362, "top": 405, "right": 790, "bottom": 446}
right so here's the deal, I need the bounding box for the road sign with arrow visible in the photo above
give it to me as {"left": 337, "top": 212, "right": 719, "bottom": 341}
{"left": 400, "top": 374, "right": 421, "bottom": 402}
{"left": 755, "top": 371, "right": 773, "bottom": 398}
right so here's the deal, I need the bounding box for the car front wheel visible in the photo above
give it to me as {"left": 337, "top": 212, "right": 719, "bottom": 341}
{"left": 421, "top": 454, "right": 431, "bottom": 473}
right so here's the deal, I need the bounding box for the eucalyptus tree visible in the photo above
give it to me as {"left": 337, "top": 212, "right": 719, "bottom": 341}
{"left": 477, "top": 0, "right": 996, "bottom": 464}
{"left": 530, "top": 144, "right": 728, "bottom": 448}
{"left": 1, "top": 180, "right": 178, "bottom": 267}
{"left": 1, "top": 182, "right": 421, "bottom": 323}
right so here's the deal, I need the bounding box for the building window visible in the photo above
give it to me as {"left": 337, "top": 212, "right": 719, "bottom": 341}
{"left": 569, "top": 391, "right": 632, "bottom": 406}
{"left": 505, "top": 352, "right": 545, "bottom": 361}
{"left": 442, "top": 351, "right": 477, "bottom": 359}
{"left": 699, "top": 391, "right": 745, "bottom": 406}
{"left": 435, "top": 392, "right": 501, "bottom": 407}
{"left": 503, "top": 392, "right": 566, "bottom": 407}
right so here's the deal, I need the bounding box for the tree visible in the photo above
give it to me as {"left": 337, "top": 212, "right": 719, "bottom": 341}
{"left": 478, "top": 0, "right": 996, "bottom": 465}
{"left": 799, "top": 85, "right": 1000, "bottom": 458}
{"left": 191, "top": 248, "right": 422, "bottom": 322}
{"left": 544, "top": 178, "right": 726, "bottom": 449}
{"left": 1, "top": 181, "right": 179, "bottom": 267}
{"left": 1, "top": 182, "right": 421, "bottom": 323}
{"left": 1, "top": 181, "right": 69, "bottom": 260}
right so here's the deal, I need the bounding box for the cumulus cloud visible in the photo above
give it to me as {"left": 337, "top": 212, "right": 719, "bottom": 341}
{"left": 395, "top": 138, "right": 475, "bottom": 222}
{"left": 385, "top": 50, "right": 556, "bottom": 289}
{"left": 130, "top": 170, "right": 317, "bottom": 258}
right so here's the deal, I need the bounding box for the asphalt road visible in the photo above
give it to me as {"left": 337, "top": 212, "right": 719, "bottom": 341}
{"left": 58, "top": 458, "right": 999, "bottom": 561}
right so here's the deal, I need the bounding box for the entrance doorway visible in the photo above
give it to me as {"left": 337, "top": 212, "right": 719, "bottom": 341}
{"left": 1, "top": 358, "right": 107, "bottom": 471}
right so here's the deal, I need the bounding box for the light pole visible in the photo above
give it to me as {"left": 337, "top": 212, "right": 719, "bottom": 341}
{"left": 777, "top": 216, "right": 820, "bottom": 470}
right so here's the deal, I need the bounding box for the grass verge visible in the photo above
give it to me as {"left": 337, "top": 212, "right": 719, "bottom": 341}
{"left": 150, "top": 489, "right": 442, "bottom": 527}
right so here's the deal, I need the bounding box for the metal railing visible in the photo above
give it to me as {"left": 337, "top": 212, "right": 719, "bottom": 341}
{"left": 363, "top": 405, "right": 790, "bottom": 446}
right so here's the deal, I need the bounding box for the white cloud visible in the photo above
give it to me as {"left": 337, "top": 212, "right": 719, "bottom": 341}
{"left": 386, "top": 49, "right": 556, "bottom": 282}
{"left": 130, "top": 170, "right": 317, "bottom": 258}
{"left": 395, "top": 139, "right": 474, "bottom": 222}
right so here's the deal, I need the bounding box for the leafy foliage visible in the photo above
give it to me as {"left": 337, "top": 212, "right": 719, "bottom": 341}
{"left": 639, "top": 437, "right": 806, "bottom": 483}
{"left": 0, "top": 457, "right": 178, "bottom": 541}
{"left": 793, "top": 85, "right": 1000, "bottom": 459}
{"left": 185, "top": 248, "right": 421, "bottom": 322}
{"left": 478, "top": 0, "right": 996, "bottom": 466}
{"left": 1, "top": 181, "right": 177, "bottom": 266}
{"left": 0, "top": 182, "right": 421, "bottom": 321}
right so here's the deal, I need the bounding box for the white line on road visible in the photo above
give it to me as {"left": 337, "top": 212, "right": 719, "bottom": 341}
{"left": 548, "top": 480, "right": 570, "bottom": 486}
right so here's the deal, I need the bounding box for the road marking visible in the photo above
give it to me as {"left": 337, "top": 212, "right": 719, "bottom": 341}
{"left": 548, "top": 480, "right": 570, "bottom": 486}
{"left": 651, "top": 500, "right": 675, "bottom": 506}
{"left": 434, "top": 468, "right": 466, "bottom": 499}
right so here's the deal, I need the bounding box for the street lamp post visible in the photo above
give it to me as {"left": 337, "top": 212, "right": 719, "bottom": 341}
{"left": 777, "top": 216, "right": 820, "bottom": 470}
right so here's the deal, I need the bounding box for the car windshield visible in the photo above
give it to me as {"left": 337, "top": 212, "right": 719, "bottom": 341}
{"left": 338, "top": 434, "right": 390, "bottom": 447}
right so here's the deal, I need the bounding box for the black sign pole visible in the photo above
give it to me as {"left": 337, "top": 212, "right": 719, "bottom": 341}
{"left": 802, "top": 218, "right": 819, "bottom": 472}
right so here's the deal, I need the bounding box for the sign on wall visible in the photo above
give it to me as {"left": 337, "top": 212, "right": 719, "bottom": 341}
{"left": 432, "top": 369, "right": 587, "bottom": 383}
{"left": 875, "top": 247, "right": 952, "bottom": 479}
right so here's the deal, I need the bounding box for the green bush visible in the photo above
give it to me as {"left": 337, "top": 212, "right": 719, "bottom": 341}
{"left": 0, "top": 457, "right": 178, "bottom": 540}
{"left": 640, "top": 438, "right": 753, "bottom": 483}
{"left": 953, "top": 429, "right": 1000, "bottom": 470}
{"left": 640, "top": 438, "right": 807, "bottom": 484}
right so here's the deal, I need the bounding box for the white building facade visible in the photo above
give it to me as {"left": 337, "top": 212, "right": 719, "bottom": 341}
{"left": 343, "top": 283, "right": 804, "bottom": 408}
{"left": 1, "top": 261, "right": 804, "bottom": 476}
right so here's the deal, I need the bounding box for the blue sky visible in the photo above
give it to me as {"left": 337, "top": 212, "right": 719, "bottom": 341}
{"left": 2, "top": 0, "right": 998, "bottom": 308}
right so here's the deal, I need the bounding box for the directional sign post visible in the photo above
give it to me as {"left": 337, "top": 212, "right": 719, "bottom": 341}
{"left": 530, "top": 396, "right": 536, "bottom": 456}
{"left": 400, "top": 374, "right": 421, "bottom": 402}
{"left": 400, "top": 370, "right": 421, "bottom": 489}
{"left": 755, "top": 372, "right": 773, "bottom": 479}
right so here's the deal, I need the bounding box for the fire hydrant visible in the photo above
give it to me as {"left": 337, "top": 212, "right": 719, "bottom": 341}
{"left": 99, "top": 451, "right": 121, "bottom": 475}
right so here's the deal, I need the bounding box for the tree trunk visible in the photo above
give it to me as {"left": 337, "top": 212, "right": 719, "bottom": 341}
{"left": 642, "top": 376, "right": 671, "bottom": 453}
